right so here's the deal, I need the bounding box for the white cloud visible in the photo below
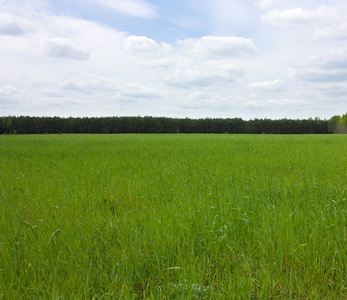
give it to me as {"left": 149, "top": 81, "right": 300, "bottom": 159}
{"left": 0, "top": 85, "right": 21, "bottom": 110}
{"left": 178, "top": 91, "right": 232, "bottom": 110}
{"left": 177, "top": 36, "right": 257, "bottom": 59}
{"left": 186, "top": 91, "right": 212, "bottom": 101}
{"left": 254, "top": 0, "right": 278, "bottom": 11}
{"left": 1, "top": 0, "right": 346, "bottom": 119}
{"left": 261, "top": 6, "right": 335, "bottom": 27}
{"left": 41, "top": 38, "right": 90, "bottom": 60}
{"left": 60, "top": 73, "right": 159, "bottom": 102}
{"left": 260, "top": 5, "right": 347, "bottom": 46}
{"left": 244, "top": 98, "right": 304, "bottom": 108}
{"left": 0, "top": 14, "right": 27, "bottom": 36}
{"left": 249, "top": 79, "right": 283, "bottom": 90}
{"left": 309, "top": 50, "right": 347, "bottom": 69}
{"left": 62, "top": 73, "right": 114, "bottom": 92}
{"left": 170, "top": 62, "right": 243, "bottom": 87}
{"left": 314, "top": 82, "right": 347, "bottom": 98}
{"left": 0, "top": 85, "right": 18, "bottom": 96}
{"left": 122, "top": 35, "right": 253, "bottom": 88}
{"left": 262, "top": 7, "right": 316, "bottom": 26}
{"left": 266, "top": 98, "right": 304, "bottom": 105}
{"left": 295, "top": 69, "right": 347, "bottom": 83}
{"left": 94, "top": 0, "right": 157, "bottom": 19}
{"left": 310, "top": 2, "right": 347, "bottom": 41}
{"left": 32, "top": 96, "right": 85, "bottom": 107}
{"left": 293, "top": 50, "right": 347, "bottom": 82}
{"left": 115, "top": 83, "right": 159, "bottom": 99}
{"left": 313, "top": 22, "right": 347, "bottom": 41}
{"left": 124, "top": 35, "right": 162, "bottom": 55}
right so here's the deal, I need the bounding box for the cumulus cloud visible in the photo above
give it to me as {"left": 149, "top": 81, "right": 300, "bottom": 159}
{"left": 62, "top": 73, "right": 116, "bottom": 94}
{"left": 177, "top": 36, "right": 257, "bottom": 59}
{"left": 313, "top": 23, "right": 347, "bottom": 41}
{"left": 260, "top": 5, "right": 347, "bottom": 44}
{"left": 266, "top": 98, "right": 304, "bottom": 105}
{"left": 0, "top": 86, "right": 20, "bottom": 109}
{"left": 170, "top": 62, "right": 243, "bottom": 87}
{"left": 122, "top": 35, "right": 253, "bottom": 87}
{"left": 33, "top": 96, "right": 84, "bottom": 107}
{"left": 186, "top": 90, "right": 212, "bottom": 101}
{"left": 244, "top": 98, "right": 304, "bottom": 108}
{"left": 61, "top": 73, "right": 159, "bottom": 101}
{"left": 175, "top": 90, "right": 238, "bottom": 111}
{"left": 309, "top": 51, "right": 347, "bottom": 69}
{"left": 41, "top": 38, "right": 90, "bottom": 61}
{"left": 115, "top": 83, "right": 159, "bottom": 99}
{"left": 1, "top": 0, "right": 346, "bottom": 119}
{"left": 261, "top": 6, "right": 335, "bottom": 27}
{"left": 124, "top": 35, "right": 162, "bottom": 55}
{"left": 0, "top": 14, "right": 26, "bottom": 36}
{"left": 254, "top": 0, "right": 278, "bottom": 11}
{"left": 262, "top": 7, "right": 316, "bottom": 26}
{"left": 93, "top": 0, "right": 157, "bottom": 19}
{"left": 0, "top": 85, "right": 18, "bottom": 96}
{"left": 295, "top": 69, "right": 347, "bottom": 83}
{"left": 293, "top": 51, "right": 347, "bottom": 82}
{"left": 314, "top": 82, "right": 347, "bottom": 98}
{"left": 249, "top": 79, "right": 283, "bottom": 90}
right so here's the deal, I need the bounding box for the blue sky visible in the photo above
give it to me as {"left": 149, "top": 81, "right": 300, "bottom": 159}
{"left": 1, "top": 0, "right": 347, "bottom": 119}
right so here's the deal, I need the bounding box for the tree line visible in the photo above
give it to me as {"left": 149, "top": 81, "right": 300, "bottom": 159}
{"left": 327, "top": 113, "right": 347, "bottom": 134}
{"left": 2, "top": 115, "right": 345, "bottom": 134}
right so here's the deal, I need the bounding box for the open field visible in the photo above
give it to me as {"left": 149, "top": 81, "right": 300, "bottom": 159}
{"left": 0, "top": 134, "right": 346, "bottom": 299}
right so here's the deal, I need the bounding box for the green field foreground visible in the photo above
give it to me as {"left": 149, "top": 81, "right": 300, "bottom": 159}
{"left": 0, "top": 134, "right": 346, "bottom": 299}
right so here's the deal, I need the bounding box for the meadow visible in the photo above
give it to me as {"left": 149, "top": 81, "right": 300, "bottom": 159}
{"left": 0, "top": 134, "right": 346, "bottom": 299}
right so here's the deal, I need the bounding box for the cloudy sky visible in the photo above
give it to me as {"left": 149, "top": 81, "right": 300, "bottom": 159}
{"left": 1, "top": 0, "right": 347, "bottom": 119}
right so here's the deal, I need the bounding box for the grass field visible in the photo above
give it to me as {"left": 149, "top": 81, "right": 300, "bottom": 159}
{"left": 0, "top": 134, "right": 346, "bottom": 299}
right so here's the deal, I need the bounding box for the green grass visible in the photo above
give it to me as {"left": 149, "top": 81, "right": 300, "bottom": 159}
{"left": 0, "top": 134, "right": 346, "bottom": 299}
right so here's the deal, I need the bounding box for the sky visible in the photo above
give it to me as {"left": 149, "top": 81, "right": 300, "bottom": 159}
{"left": 1, "top": 0, "right": 347, "bottom": 120}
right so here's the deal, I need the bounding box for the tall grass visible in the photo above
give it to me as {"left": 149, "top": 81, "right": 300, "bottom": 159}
{"left": 0, "top": 134, "right": 346, "bottom": 298}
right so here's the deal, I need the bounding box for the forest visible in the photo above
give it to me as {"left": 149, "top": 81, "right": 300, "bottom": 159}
{"left": 0, "top": 114, "right": 346, "bottom": 134}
